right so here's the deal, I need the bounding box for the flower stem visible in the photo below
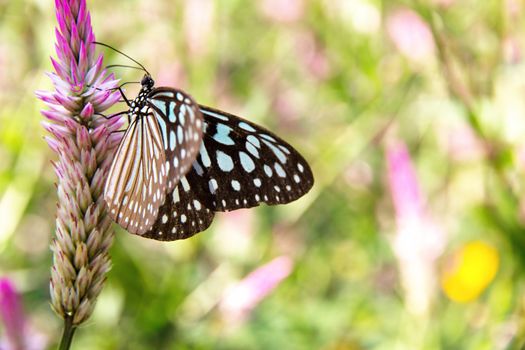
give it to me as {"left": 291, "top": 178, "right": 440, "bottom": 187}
{"left": 59, "top": 316, "right": 76, "bottom": 350}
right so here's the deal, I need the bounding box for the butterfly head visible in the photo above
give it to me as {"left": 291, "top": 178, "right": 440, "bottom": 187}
{"left": 130, "top": 74, "right": 155, "bottom": 114}
{"left": 141, "top": 74, "right": 155, "bottom": 90}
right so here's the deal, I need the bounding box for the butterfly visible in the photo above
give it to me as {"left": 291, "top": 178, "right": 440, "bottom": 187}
{"left": 104, "top": 74, "right": 314, "bottom": 241}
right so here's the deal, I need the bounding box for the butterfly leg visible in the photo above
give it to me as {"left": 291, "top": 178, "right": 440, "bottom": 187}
{"left": 94, "top": 110, "right": 128, "bottom": 120}
{"left": 118, "top": 86, "right": 131, "bottom": 107}
{"left": 85, "top": 81, "right": 133, "bottom": 108}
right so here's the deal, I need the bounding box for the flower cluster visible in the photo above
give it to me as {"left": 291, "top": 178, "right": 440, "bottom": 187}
{"left": 36, "top": 0, "right": 123, "bottom": 325}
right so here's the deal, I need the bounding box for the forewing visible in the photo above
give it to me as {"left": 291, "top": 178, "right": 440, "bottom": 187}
{"left": 104, "top": 114, "right": 167, "bottom": 234}
{"left": 147, "top": 88, "right": 204, "bottom": 192}
{"left": 188, "top": 105, "right": 314, "bottom": 212}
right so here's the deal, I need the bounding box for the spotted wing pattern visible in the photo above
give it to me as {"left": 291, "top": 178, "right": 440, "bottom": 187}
{"left": 147, "top": 87, "right": 204, "bottom": 192}
{"left": 142, "top": 168, "right": 215, "bottom": 241}
{"left": 104, "top": 114, "right": 167, "bottom": 235}
{"left": 194, "top": 106, "right": 314, "bottom": 211}
{"left": 140, "top": 105, "right": 315, "bottom": 241}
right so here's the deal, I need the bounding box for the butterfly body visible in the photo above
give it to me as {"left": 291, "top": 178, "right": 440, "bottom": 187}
{"left": 105, "top": 74, "right": 314, "bottom": 241}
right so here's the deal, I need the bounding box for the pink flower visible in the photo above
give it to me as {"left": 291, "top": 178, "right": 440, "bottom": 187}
{"left": 0, "top": 278, "right": 46, "bottom": 350}
{"left": 219, "top": 256, "right": 293, "bottom": 325}
{"left": 387, "top": 142, "right": 424, "bottom": 226}
{"left": 438, "top": 124, "right": 485, "bottom": 161}
{"left": 0, "top": 278, "right": 25, "bottom": 350}
{"left": 259, "top": 0, "right": 304, "bottom": 23}
{"left": 295, "top": 31, "right": 331, "bottom": 81}
{"left": 506, "top": 0, "right": 520, "bottom": 18}
{"left": 386, "top": 142, "right": 445, "bottom": 315}
{"left": 503, "top": 36, "right": 521, "bottom": 64}
{"left": 36, "top": 0, "right": 122, "bottom": 328}
{"left": 386, "top": 9, "right": 435, "bottom": 63}
{"left": 184, "top": 0, "right": 215, "bottom": 57}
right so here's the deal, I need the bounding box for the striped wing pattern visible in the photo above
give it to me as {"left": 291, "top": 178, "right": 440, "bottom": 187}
{"left": 141, "top": 105, "right": 314, "bottom": 241}
{"left": 104, "top": 113, "right": 167, "bottom": 234}
{"left": 147, "top": 88, "right": 204, "bottom": 192}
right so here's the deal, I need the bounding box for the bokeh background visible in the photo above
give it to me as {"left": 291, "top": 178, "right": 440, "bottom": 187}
{"left": 2, "top": 0, "right": 525, "bottom": 349}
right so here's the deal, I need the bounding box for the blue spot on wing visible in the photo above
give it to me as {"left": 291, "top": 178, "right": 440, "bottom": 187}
{"left": 239, "top": 151, "right": 255, "bottom": 172}
{"left": 168, "top": 104, "right": 176, "bottom": 123}
{"left": 239, "top": 122, "right": 256, "bottom": 132}
{"left": 216, "top": 150, "right": 234, "bottom": 171}
{"left": 169, "top": 130, "right": 176, "bottom": 150}
{"left": 155, "top": 113, "right": 168, "bottom": 146}
{"left": 151, "top": 99, "right": 168, "bottom": 115}
{"left": 144, "top": 104, "right": 316, "bottom": 234}
{"left": 262, "top": 139, "right": 287, "bottom": 163}
{"left": 213, "top": 123, "right": 235, "bottom": 145}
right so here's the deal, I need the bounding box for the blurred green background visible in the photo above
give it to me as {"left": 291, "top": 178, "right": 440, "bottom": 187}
{"left": 2, "top": 0, "right": 525, "bottom": 349}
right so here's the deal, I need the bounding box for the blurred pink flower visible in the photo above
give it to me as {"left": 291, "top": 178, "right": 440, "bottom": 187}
{"left": 503, "top": 36, "right": 521, "bottom": 64}
{"left": 343, "top": 160, "right": 373, "bottom": 190}
{"left": 502, "top": 0, "right": 521, "bottom": 63}
{"left": 439, "top": 124, "right": 485, "bottom": 161}
{"left": 295, "top": 31, "right": 331, "bottom": 80}
{"left": 259, "top": 0, "right": 304, "bottom": 23}
{"left": 386, "top": 9, "right": 435, "bottom": 63}
{"left": 386, "top": 142, "right": 445, "bottom": 315}
{"left": 515, "top": 146, "right": 525, "bottom": 191}
{"left": 506, "top": 0, "right": 521, "bottom": 18}
{"left": 387, "top": 142, "right": 424, "bottom": 226}
{"left": 156, "top": 61, "right": 187, "bottom": 87}
{"left": 273, "top": 89, "right": 300, "bottom": 128}
{"left": 219, "top": 256, "right": 293, "bottom": 324}
{"left": 0, "top": 278, "right": 24, "bottom": 350}
{"left": 184, "top": 0, "right": 215, "bottom": 57}
{"left": 0, "top": 278, "right": 46, "bottom": 350}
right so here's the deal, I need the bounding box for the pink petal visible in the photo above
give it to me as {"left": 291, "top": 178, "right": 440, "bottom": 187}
{"left": 386, "top": 142, "right": 424, "bottom": 225}
{"left": 259, "top": 0, "right": 304, "bottom": 23}
{"left": 386, "top": 9, "right": 435, "bottom": 63}
{"left": 0, "top": 278, "right": 26, "bottom": 349}
{"left": 220, "top": 256, "right": 293, "bottom": 324}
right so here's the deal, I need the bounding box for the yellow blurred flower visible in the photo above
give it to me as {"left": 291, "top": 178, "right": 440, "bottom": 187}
{"left": 441, "top": 241, "right": 499, "bottom": 303}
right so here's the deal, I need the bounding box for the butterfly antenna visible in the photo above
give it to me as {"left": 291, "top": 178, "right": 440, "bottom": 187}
{"left": 93, "top": 41, "right": 150, "bottom": 75}
{"left": 107, "top": 64, "right": 148, "bottom": 72}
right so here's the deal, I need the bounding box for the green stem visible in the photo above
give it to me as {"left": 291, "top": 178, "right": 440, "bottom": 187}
{"left": 59, "top": 316, "right": 76, "bottom": 350}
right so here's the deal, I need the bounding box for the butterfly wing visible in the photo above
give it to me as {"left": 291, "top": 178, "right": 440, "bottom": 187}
{"left": 192, "top": 105, "right": 314, "bottom": 211}
{"left": 140, "top": 105, "right": 314, "bottom": 241}
{"left": 104, "top": 113, "right": 167, "bottom": 235}
{"left": 142, "top": 168, "right": 215, "bottom": 241}
{"left": 147, "top": 88, "right": 204, "bottom": 192}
